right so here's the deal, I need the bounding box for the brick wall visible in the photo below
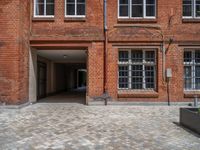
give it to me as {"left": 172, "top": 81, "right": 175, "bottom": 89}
{"left": 0, "top": 0, "right": 30, "bottom": 105}
{"left": 1, "top": 0, "right": 200, "bottom": 104}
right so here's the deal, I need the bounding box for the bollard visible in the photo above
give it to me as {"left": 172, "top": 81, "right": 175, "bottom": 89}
{"left": 194, "top": 96, "right": 198, "bottom": 107}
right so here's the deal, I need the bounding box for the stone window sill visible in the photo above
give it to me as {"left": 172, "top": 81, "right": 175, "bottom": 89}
{"left": 118, "top": 90, "right": 158, "bottom": 98}
{"left": 117, "top": 18, "right": 157, "bottom": 24}
{"left": 32, "top": 17, "right": 55, "bottom": 22}
{"left": 182, "top": 19, "right": 200, "bottom": 23}
{"left": 64, "top": 17, "right": 86, "bottom": 22}
{"left": 184, "top": 91, "right": 200, "bottom": 98}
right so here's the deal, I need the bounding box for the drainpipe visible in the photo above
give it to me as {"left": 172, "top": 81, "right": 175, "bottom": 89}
{"left": 103, "top": 0, "right": 107, "bottom": 92}
{"left": 103, "top": 0, "right": 108, "bottom": 105}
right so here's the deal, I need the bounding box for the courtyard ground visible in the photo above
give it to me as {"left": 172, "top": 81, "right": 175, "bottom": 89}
{"left": 0, "top": 103, "right": 200, "bottom": 150}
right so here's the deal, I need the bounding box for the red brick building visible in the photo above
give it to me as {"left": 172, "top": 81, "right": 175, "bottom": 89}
{"left": 0, "top": 0, "right": 200, "bottom": 105}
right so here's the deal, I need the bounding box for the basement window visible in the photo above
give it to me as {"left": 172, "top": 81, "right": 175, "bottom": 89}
{"left": 34, "top": 0, "right": 54, "bottom": 17}
{"left": 183, "top": 0, "right": 200, "bottom": 18}
{"left": 118, "top": 0, "right": 156, "bottom": 19}
{"left": 118, "top": 49, "right": 156, "bottom": 90}
{"left": 65, "top": 0, "right": 86, "bottom": 17}
{"left": 184, "top": 50, "right": 200, "bottom": 90}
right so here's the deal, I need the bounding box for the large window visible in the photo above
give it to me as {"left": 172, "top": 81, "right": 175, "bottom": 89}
{"left": 118, "top": 49, "right": 156, "bottom": 90}
{"left": 184, "top": 50, "right": 200, "bottom": 90}
{"left": 183, "top": 0, "right": 200, "bottom": 18}
{"left": 34, "top": 0, "right": 54, "bottom": 17}
{"left": 65, "top": 0, "right": 86, "bottom": 17}
{"left": 118, "top": 0, "right": 156, "bottom": 18}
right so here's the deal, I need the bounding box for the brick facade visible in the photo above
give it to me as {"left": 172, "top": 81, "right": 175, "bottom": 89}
{"left": 0, "top": 0, "right": 199, "bottom": 105}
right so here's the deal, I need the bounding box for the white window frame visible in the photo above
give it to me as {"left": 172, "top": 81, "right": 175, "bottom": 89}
{"left": 184, "top": 50, "right": 200, "bottom": 91}
{"left": 65, "top": 0, "right": 86, "bottom": 18}
{"left": 183, "top": 0, "right": 200, "bottom": 19}
{"left": 34, "top": 0, "right": 54, "bottom": 18}
{"left": 118, "top": 0, "right": 156, "bottom": 19}
{"left": 118, "top": 49, "right": 157, "bottom": 91}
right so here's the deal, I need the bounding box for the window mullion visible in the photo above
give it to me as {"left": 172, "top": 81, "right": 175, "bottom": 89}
{"left": 75, "top": 0, "right": 77, "bottom": 16}
{"left": 143, "top": 50, "right": 146, "bottom": 89}
{"left": 44, "top": 0, "right": 46, "bottom": 16}
{"left": 129, "top": 50, "right": 132, "bottom": 89}
{"left": 129, "top": 0, "right": 131, "bottom": 18}
{"left": 144, "top": 0, "right": 146, "bottom": 18}
{"left": 193, "top": 51, "right": 195, "bottom": 89}
{"left": 194, "top": 0, "right": 196, "bottom": 18}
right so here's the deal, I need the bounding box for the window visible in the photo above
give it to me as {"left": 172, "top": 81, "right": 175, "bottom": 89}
{"left": 65, "top": 0, "right": 86, "bottom": 17}
{"left": 184, "top": 50, "right": 200, "bottom": 90}
{"left": 118, "top": 0, "right": 156, "bottom": 18}
{"left": 183, "top": 0, "right": 200, "bottom": 18}
{"left": 118, "top": 49, "right": 156, "bottom": 90}
{"left": 34, "top": 0, "right": 54, "bottom": 17}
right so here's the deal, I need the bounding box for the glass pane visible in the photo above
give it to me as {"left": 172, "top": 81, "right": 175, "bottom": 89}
{"left": 46, "top": 0, "right": 54, "bottom": 3}
{"left": 36, "top": 0, "right": 44, "bottom": 3}
{"left": 145, "top": 51, "right": 155, "bottom": 62}
{"left": 120, "top": 0, "right": 128, "bottom": 4}
{"left": 146, "top": 0, "right": 155, "bottom": 4}
{"left": 146, "top": 5, "right": 155, "bottom": 17}
{"left": 77, "top": 4, "right": 85, "bottom": 15}
{"left": 184, "top": 66, "right": 192, "bottom": 77}
{"left": 184, "top": 66, "right": 192, "bottom": 89}
{"left": 67, "top": 4, "right": 75, "bottom": 15}
{"left": 131, "top": 50, "right": 143, "bottom": 62}
{"left": 185, "top": 78, "right": 192, "bottom": 89}
{"left": 183, "top": 0, "right": 192, "bottom": 16}
{"left": 67, "top": 0, "right": 75, "bottom": 3}
{"left": 196, "top": 4, "right": 200, "bottom": 17}
{"left": 145, "top": 66, "right": 155, "bottom": 89}
{"left": 184, "top": 51, "right": 192, "bottom": 62}
{"left": 195, "top": 66, "right": 200, "bottom": 77}
{"left": 132, "top": 5, "right": 143, "bottom": 17}
{"left": 195, "top": 78, "right": 200, "bottom": 89}
{"left": 195, "top": 51, "right": 200, "bottom": 63}
{"left": 131, "top": 65, "right": 143, "bottom": 89}
{"left": 119, "top": 5, "right": 129, "bottom": 16}
{"left": 119, "top": 51, "right": 129, "bottom": 62}
{"left": 46, "top": 4, "right": 54, "bottom": 15}
{"left": 183, "top": 0, "right": 192, "bottom": 4}
{"left": 77, "top": 0, "right": 85, "bottom": 3}
{"left": 132, "top": 0, "right": 143, "bottom": 4}
{"left": 119, "top": 66, "right": 129, "bottom": 88}
{"left": 36, "top": 3, "right": 44, "bottom": 15}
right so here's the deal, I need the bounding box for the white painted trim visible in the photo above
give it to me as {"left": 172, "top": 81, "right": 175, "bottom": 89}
{"left": 183, "top": 0, "right": 200, "bottom": 19}
{"left": 118, "top": 0, "right": 156, "bottom": 19}
{"left": 65, "top": 0, "right": 86, "bottom": 18}
{"left": 33, "top": 0, "right": 55, "bottom": 18}
{"left": 118, "top": 49, "right": 157, "bottom": 91}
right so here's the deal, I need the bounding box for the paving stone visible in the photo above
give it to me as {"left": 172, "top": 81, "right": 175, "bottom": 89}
{"left": 0, "top": 104, "right": 200, "bottom": 150}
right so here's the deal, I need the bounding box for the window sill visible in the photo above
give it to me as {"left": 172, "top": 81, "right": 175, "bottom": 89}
{"left": 184, "top": 91, "right": 200, "bottom": 98}
{"left": 64, "top": 17, "right": 86, "bottom": 22}
{"left": 117, "top": 18, "right": 157, "bottom": 24}
{"left": 118, "top": 90, "right": 158, "bottom": 98}
{"left": 32, "top": 17, "right": 55, "bottom": 22}
{"left": 182, "top": 19, "right": 200, "bottom": 23}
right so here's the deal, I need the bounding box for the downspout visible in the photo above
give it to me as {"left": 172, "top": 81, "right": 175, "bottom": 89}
{"left": 162, "top": 41, "right": 166, "bottom": 81}
{"left": 103, "top": 0, "right": 107, "bottom": 93}
{"left": 103, "top": 0, "right": 108, "bottom": 105}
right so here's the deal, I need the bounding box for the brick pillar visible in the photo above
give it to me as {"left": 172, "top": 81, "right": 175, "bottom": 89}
{"left": 87, "top": 42, "right": 104, "bottom": 101}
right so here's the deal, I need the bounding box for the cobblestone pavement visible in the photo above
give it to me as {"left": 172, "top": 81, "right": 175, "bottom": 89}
{"left": 0, "top": 104, "right": 200, "bottom": 150}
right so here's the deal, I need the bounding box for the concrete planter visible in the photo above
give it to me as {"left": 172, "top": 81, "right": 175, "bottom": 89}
{"left": 180, "top": 108, "right": 200, "bottom": 134}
